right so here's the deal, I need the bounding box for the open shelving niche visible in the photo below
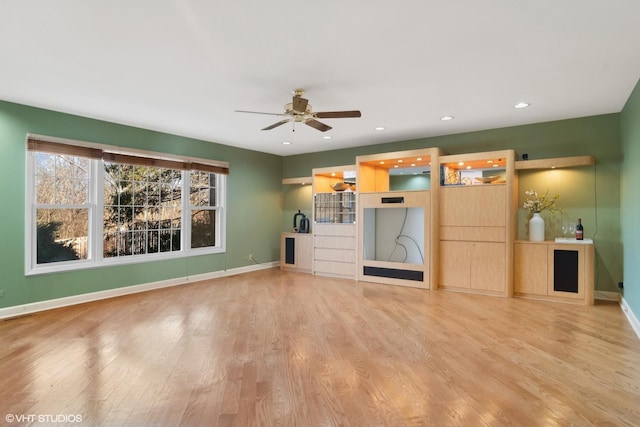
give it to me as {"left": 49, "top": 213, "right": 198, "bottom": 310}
{"left": 513, "top": 153, "right": 596, "bottom": 304}
{"left": 356, "top": 148, "right": 444, "bottom": 289}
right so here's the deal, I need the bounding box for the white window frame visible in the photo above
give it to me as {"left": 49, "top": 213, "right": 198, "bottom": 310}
{"left": 25, "top": 135, "right": 228, "bottom": 276}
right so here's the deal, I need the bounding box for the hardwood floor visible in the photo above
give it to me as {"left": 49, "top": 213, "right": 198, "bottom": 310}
{"left": 1, "top": 268, "right": 639, "bottom": 426}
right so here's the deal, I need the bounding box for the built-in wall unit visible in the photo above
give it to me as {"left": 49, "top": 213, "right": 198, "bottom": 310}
{"left": 438, "top": 150, "right": 517, "bottom": 296}
{"left": 356, "top": 148, "right": 443, "bottom": 289}
{"left": 513, "top": 155, "right": 596, "bottom": 304}
{"left": 311, "top": 165, "right": 357, "bottom": 279}
{"left": 280, "top": 176, "right": 313, "bottom": 273}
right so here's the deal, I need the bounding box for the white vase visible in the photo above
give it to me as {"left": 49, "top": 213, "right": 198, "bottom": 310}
{"left": 529, "top": 212, "right": 545, "bottom": 242}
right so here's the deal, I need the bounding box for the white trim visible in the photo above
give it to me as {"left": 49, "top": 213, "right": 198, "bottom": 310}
{"left": 1, "top": 262, "right": 278, "bottom": 320}
{"left": 620, "top": 297, "right": 640, "bottom": 341}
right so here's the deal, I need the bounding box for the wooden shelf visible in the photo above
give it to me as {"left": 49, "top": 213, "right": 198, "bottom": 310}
{"left": 282, "top": 176, "right": 312, "bottom": 185}
{"left": 515, "top": 155, "right": 595, "bottom": 170}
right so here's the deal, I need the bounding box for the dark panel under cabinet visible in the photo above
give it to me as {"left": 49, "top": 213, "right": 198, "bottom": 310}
{"left": 285, "top": 237, "right": 295, "bottom": 265}
{"left": 363, "top": 266, "right": 424, "bottom": 282}
{"left": 553, "top": 249, "right": 579, "bottom": 293}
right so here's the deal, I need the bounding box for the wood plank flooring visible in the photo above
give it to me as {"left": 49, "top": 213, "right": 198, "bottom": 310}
{"left": 1, "top": 268, "right": 639, "bottom": 426}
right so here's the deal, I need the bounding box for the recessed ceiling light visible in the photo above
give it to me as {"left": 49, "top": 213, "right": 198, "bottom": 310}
{"left": 379, "top": 161, "right": 385, "bottom": 164}
{"left": 282, "top": 141, "right": 291, "bottom": 145}
{"left": 393, "top": 165, "right": 399, "bottom": 168}
{"left": 416, "top": 157, "right": 422, "bottom": 161}
{"left": 440, "top": 116, "right": 454, "bottom": 121}
{"left": 466, "top": 166, "right": 472, "bottom": 170}
{"left": 411, "top": 163, "right": 416, "bottom": 167}
{"left": 397, "top": 159, "right": 403, "bottom": 163}
{"left": 331, "top": 172, "right": 336, "bottom": 176}
{"left": 493, "top": 164, "right": 499, "bottom": 168}
{"left": 514, "top": 102, "right": 530, "bottom": 109}
{"left": 323, "top": 135, "right": 332, "bottom": 140}
{"left": 458, "top": 162, "right": 465, "bottom": 166}
{"left": 374, "top": 126, "right": 385, "bottom": 131}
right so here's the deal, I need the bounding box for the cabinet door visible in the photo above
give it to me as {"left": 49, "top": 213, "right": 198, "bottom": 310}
{"left": 281, "top": 234, "right": 313, "bottom": 272}
{"left": 440, "top": 185, "right": 506, "bottom": 227}
{"left": 470, "top": 242, "right": 506, "bottom": 293}
{"left": 547, "top": 245, "right": 584, "bottom": 300}
{"left": 514, "top": 243, "right": 548, "bottom": 295}
{"left": 296, "top": 235, "right": 313, "bottom": 271}
{"left": 440, "top": 241, "right": 471, "bottom": 289}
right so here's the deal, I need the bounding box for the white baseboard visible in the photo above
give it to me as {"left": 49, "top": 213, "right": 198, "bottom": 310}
{"left": 620, "top": 297, "right": 640, "bottom": 341}
{"left": 0, "top": 261, "right": 278, "bottom": 320}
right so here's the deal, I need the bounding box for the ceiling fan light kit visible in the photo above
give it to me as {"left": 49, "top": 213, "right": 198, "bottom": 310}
{"left": 235, "top": 89, "right": 361, "bottom": 132}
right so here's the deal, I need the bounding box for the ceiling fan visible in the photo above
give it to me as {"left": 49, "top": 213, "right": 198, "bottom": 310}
{"left": 235, "top": 89, "right": 361, "bottom": 132}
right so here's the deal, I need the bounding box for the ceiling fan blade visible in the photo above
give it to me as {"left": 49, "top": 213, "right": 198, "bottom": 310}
{"left": 235, "top": 110, "right": 286, "bottom": 117}
{"left": 292, "top": 96, "right": 309, "bottom": 113}
{"left": 315, "top": 110, "right": 362, "bottom": 119}
{"left": 305, "top": 119, "right": 332, "bottom": 132}
{"left": 261, "top": 119, "right": 290, "bottom": 131}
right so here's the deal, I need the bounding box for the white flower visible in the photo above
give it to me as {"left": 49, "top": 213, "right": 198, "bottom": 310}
{"left": 523, "top": 189, "right": 560, "bottom": 214}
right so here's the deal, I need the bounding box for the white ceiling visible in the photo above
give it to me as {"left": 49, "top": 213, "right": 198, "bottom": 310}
{"left": 2, "top": 1, "right": 640, "bottom": 156}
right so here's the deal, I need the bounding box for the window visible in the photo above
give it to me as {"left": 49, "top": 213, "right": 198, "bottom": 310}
{"left": 26, "top": 136, "right": 228, "bottom": 274}
{"left": 189, "top": 171, "right": 220, "bottom": 249}
{"left": 103, "top": 163, "right": 183, "bottom": 257}
{"left": 34, "top": 152, "right": 91, "bottom": 264}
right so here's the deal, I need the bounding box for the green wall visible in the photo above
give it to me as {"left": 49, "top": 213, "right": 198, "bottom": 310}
{"left": 621, "top": 79, "right": 640, "bottom": 316}
{"left": 0, "top": 100, "right": 283, "bottom": 309}
{"left": 282, "top": 114, "right": 623, "bottom": 293}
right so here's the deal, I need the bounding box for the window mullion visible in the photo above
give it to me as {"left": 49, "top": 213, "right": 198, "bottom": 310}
{"left": 25, "top": 151, "right": 36, "bottom": 273}
{"left": 182, "top": 170, "right": 191, "bottom": 252}
{"left": 94, "top": 158, "right": 104, "bottom": 262}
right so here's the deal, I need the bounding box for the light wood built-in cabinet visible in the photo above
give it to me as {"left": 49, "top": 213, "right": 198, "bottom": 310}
{"left": 356, "top": 148, "right": 442, "bottom": 288}
{"left": 438, "top": 150, "right": 516, "bottom": 296}
{"left": 358, "top": 190, "right": 431, "bottom": 288}
{"left": 281, "top": 147, "right": 598, "bottom": 307}
{"left": 280, "top": 233, "right": 313, "bottom": 273}
{"left": 312, "top": 165, "right": 357, "bottom": 279}
{"left": 514, "top": 241, "right": 594, "bottom": 305}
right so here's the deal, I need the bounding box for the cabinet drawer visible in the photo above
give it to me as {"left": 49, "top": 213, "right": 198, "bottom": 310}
{"left": 314, "top": 248, "right": 355, "bottom": 263}
{"left": 314, "top": 223, "right": 356, "bottom": 236}
{"left": 314, "top": 260, "right": 356, "bottom": 277}
{"left": 314, "top": 235, "right": 356, "bottom": 250}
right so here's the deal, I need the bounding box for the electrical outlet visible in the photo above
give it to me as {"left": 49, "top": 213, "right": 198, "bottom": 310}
{"left": 0, "top": 290, "right": 5, "bottom": 298}
{"left": 618, "top": 282, "right": 624, "bottom": 289}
